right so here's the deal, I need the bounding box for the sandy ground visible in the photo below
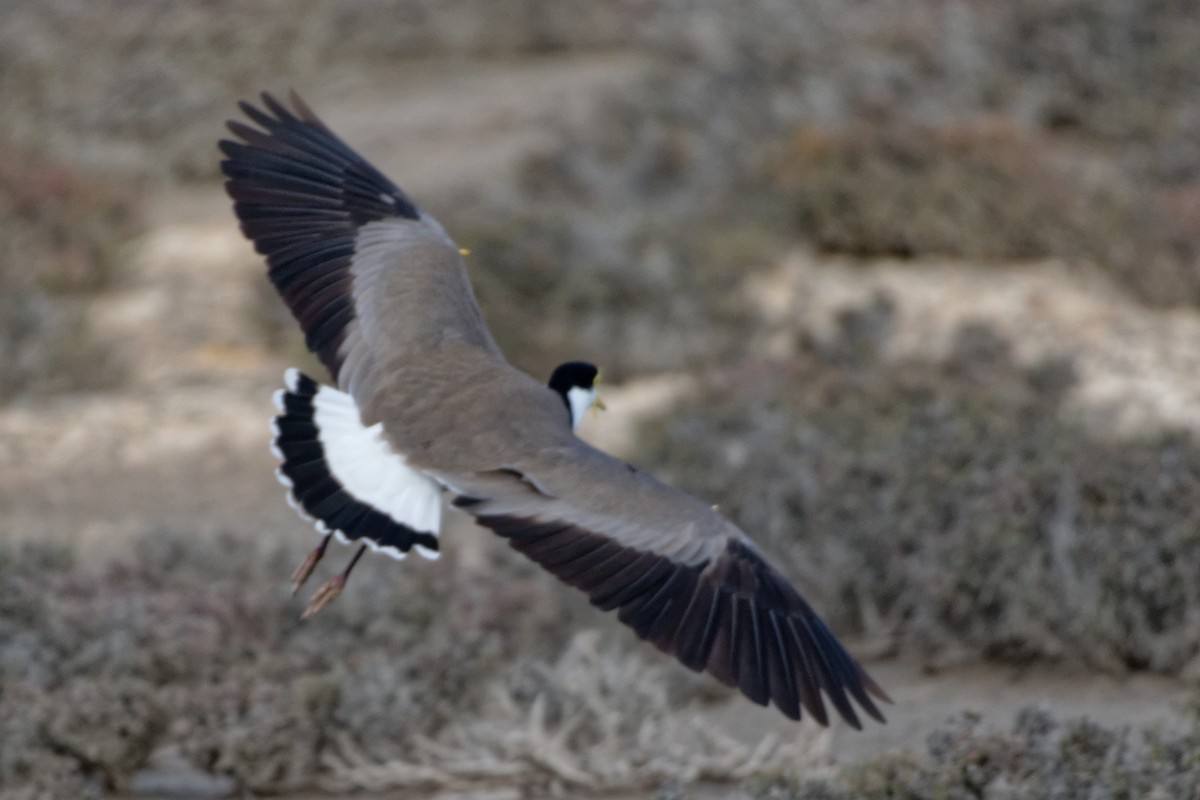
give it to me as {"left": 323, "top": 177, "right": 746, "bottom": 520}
{"left": 5, "top": 52, "right": 1200, "bottom": 798}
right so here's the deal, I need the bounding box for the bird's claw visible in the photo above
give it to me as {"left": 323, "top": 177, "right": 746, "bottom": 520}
{"left": 300, "top": 575, "right": 344, "bottom": 619}
{"left": 290, "top": 535, "right": 332, "bottom": 596}
{"left": 290, "top": 548, "right": 323, "bottom": 596}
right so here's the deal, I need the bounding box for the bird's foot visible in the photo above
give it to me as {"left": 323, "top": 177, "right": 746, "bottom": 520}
{"left": 299, "top": 543, "right": 366, "bottom": 619}
{"left": 301, "top": 575, "right": 345, "bottom": 619}
{"left": 290, "top": 535, "right": 331, "bottom": 596}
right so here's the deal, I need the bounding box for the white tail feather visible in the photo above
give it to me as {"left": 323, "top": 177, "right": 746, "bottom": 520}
{"left": 273, "top": 373, "right": 443, "bottom": 560}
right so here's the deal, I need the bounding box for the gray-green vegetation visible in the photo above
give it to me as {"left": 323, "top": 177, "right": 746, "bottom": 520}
{"left": 2, "top": 0, "right": 1199, "bottom": 796}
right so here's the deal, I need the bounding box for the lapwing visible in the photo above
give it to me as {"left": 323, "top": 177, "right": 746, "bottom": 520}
{"left": 220, "top": 93, "right": 889, "bottom": 727}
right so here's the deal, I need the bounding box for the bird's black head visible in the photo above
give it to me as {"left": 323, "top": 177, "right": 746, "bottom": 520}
{"left": 548, "top": 361, "right": 602, "bottom": 429}
{"left": 548, "top": 361, "right": 599, "bottom": 394}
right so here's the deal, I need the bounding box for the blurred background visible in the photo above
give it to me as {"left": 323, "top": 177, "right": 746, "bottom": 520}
{"left": 3, "top": 1, "right": 1200, "bottom": 798}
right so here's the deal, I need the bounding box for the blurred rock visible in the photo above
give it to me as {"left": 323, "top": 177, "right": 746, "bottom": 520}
{"left": 130, "top": 746, "right": 236, "bottom": 798}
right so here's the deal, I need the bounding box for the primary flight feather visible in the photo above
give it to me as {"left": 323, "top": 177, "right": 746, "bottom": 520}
{"left": 220, "top": 92, "right": 889, "bottom": 728}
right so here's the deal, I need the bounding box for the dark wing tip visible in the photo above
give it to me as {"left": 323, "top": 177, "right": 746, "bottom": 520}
{"left": 222, "top": 90, "right": 419, "bottom": 221}
{"left": 286, "top": 90, "right": 326, "bottom": 129}
{"left": 470, "top": 509, "right": 887, "bottom": 728}
{"left": 859, "top": 664, "right": 894, "bottom": 706}
{"left": 219, "top": 90, "right": 426, "bottom": 379}
{"left": 259, "top": 90, "right": 289, "bottom": 118}
{"left": 708, "top": 540, "right": 886, "bottom": 727}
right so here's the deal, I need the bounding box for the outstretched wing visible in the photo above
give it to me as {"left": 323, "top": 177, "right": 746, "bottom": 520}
{"left": 221, "top": 91, "right": 888, "bottom": 728}
{"left": 219, "top": 92, "right": 501, "bottom": 406}
{"left": 437, "top": 437, "right": 890, "bottom": 728}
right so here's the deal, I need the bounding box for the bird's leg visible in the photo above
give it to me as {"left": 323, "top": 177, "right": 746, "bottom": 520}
{"left": 301, "top": 544, "right": 366, "bottom": 619}
{"left": 290, "top": 532, "right": 332, "bottom": 596}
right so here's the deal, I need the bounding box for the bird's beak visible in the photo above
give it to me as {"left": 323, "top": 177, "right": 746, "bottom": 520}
{"left": 593, "top": 372, "right": 606, "bottom": 414}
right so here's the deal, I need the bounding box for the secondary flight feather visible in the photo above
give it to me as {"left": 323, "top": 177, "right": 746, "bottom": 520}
{"left": 220, "top": 91, "right": 889, "bottom": 728}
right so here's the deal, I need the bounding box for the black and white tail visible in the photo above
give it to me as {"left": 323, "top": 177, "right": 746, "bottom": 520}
{"left": 271, "top": 369, "right": 441, "bottom": 559}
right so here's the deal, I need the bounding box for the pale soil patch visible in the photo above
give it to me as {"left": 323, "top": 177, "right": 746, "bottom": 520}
{"left": 751, "top": 253, "right": 1200, "bottom": 436}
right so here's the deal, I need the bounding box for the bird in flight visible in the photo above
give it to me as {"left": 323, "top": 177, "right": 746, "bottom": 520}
{"left": 220, "top": 92, "right": 889, "bottom": 728}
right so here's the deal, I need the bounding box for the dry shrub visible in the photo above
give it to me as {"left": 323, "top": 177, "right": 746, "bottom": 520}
{"left": 321, "top": 631, "right": 829, "bottom": 796}
{"left": 0, "top": 532, "right": 535, "bottom": 794}
{"left": 452, "top": 209, "right": 780, "bottom": 381}
{"left": 976, "top": 0, "right": 1200, "bottom": 168}
{"left": 0, "top": 0, "right": 632, "bottom": 179}
{"left": 752, "top": 709, "right": 1200, "bottom": 800}
{"left": 0, "top": 148, "right": 136, "bottom": 400}
{"left": 461, "top": 0, "right": 1200, "bottom": 374}
{"left": 0, "top": 150, "right": 133, "bottom": 294}
{"left": 0, "top": 527, "right": 813, "bottom": 797}
{"left": 636, "top": 313, "right": 1200, "bottom": 674}
{"left": 776, "top": 119, "right": 1200, "bottom": 306}
{"left": 550, "top": 0, "right": 1200, "bottom": 309}
{"left": 778, "top": 120, "right": 1106, "bottom": 261}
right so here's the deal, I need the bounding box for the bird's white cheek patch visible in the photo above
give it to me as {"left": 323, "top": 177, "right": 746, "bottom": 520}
{"left": 272, "top": 368, "right": 442, "bottom": 560}
{"left": 566, "top": 386, "right": 597, "bottom": 430}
